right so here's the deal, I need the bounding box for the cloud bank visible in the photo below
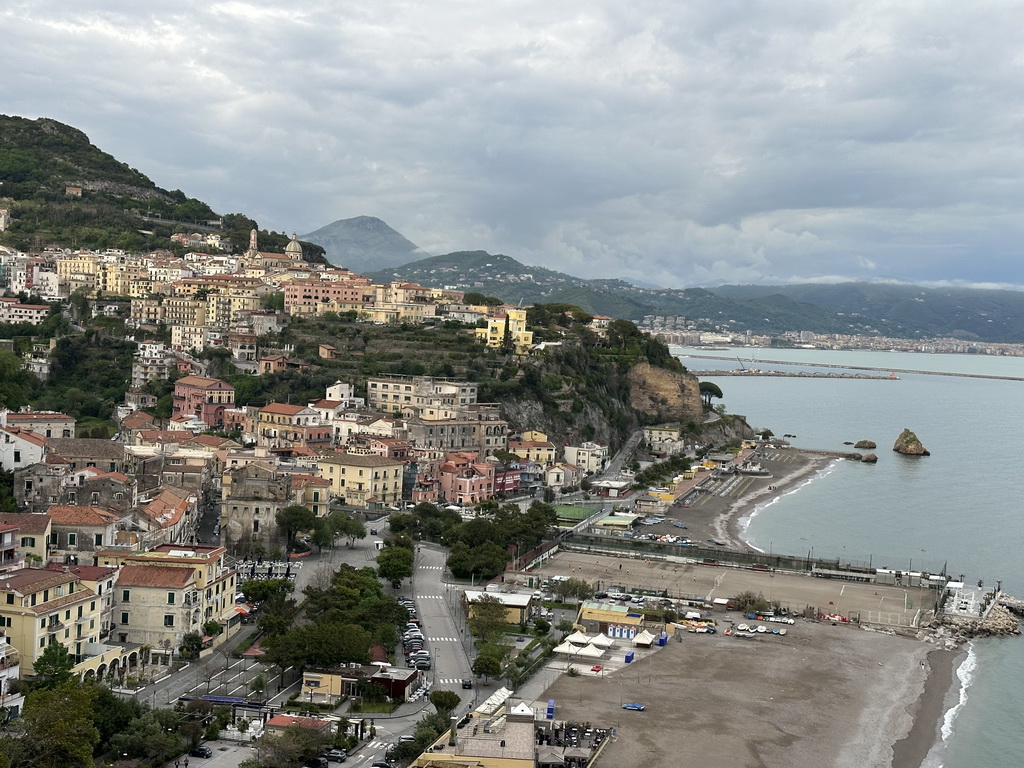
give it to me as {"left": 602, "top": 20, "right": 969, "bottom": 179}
{"left": 5, "top": 1, "right": 1024, "bottom": 289}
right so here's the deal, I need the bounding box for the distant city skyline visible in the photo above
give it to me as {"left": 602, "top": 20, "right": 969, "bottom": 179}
{"left": 6, "top": 2, "right": 1024, "bottom": 291}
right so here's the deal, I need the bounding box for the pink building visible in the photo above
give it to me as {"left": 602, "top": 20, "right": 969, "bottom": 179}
{"left": 172, "top": 375, "right": 235, "bottom": 429}
{"left": 437, "top": 453, "right": 495, "bottom": 505}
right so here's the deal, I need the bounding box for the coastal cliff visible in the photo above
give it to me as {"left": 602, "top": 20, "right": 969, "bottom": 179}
{"left": 627, "top": 362, "right": 703, "bottom": 424}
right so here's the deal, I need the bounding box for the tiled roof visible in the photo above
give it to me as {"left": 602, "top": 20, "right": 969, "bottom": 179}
{"left": 176, "top": 375, "right": 232, "bottom": 389}
{"left": 0, "top": 426, "right": 46, "bottom": 447}
{"left": 5, "top": 412, "right": 73, "bottom": 422}
{"left": 47, "top": 505, "right": 120, "bottom": 526}
{"left": 117, "top": 564, "right": 194, "bottom": 589}
{"left": 45, "top": 563, "right": 117, "bottom": 581}
{"left": 0, "top": 512, "right": 51, "bottom": 534}
{"left": 260, "top": 403, "right": 307, "bottom": 415}
{"left": 46, "top": 438, "right": 125, "bottom": 460}
{"left": 0, "top": 568, "right": 76, "bottom": 593}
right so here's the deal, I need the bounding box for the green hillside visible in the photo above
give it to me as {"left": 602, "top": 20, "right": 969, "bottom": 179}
{"left": 0, "top": 115, "right": 326, "bottom": 262}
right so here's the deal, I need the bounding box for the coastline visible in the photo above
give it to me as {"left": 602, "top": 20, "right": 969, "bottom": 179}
{"left": 680, "top": 448, "right": 960, "bottom": 768}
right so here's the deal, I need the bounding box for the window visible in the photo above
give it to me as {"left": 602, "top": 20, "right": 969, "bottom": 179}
{"left": 68, "top": 533, "right": 77, "bottom": 546}
{"left": 121, "top": 589, "right": 130, "bottom": 603}
{"left": 94, "top": 533, "right": 102, "bottom": 546}
{"left": 4, "top": 594, "right": 11, "bottom": 605}
{"left": 253, "top": 520, "right": 259, "bottom": 532}
{"left": 120, "top": 611, "right": 129, "bottom": 624}
{"left": 13, "top": 451, "right": 20, "bottom": 463}
{"left": 163, "top": 615, "right": 174, "bottom": 627}
{"left": 68, "top": 492, "right": 76, "bottom": 504}
{"left": 20, "top": 536, "right": 35, "bottom": 548}
{"left": 23, "top": 480, "right": 32, "bottom": 493}
{"left": 167, "top": 592, "right": 175, "bottom": 605}
{"left": 90, "top": 492, "right": 99, "bottom": 504}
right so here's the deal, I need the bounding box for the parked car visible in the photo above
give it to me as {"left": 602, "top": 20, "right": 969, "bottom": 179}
{"left": 306, "top": 758, "right": 329, "bottom": 768}
{"left": 325, "top": 749, "right": 348, "bottom": 762}
{"left": 398, "top": 735, "right": 417, "bottom": 743}
{"left": 190, "top": 746, "right": 214, "bottom": 758}
{"left": 621, "top": 703, "right": 646, "bottom": 711}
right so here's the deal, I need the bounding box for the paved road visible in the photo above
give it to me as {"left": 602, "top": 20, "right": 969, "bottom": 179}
{"left": 144, "top": 519, "right": 482, "bottom": 768}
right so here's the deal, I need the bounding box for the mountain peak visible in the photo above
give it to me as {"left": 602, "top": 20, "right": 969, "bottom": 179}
{"left": 301, "top": 216, "right": 428, "bottom": 272}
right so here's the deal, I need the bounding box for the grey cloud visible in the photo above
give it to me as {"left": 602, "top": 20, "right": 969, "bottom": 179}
{"left": 4, "top": 1, "right": 1024, "bottom": 288}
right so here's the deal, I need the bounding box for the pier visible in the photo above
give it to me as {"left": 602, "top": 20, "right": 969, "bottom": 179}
{"left": 680, "top": 353, "right": 1024, "bottom": 382}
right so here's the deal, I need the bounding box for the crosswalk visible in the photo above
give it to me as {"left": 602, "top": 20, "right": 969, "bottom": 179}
{"left": 428, "top": 636, "right": 459, "bottom": 642}
{"left": 365, "top": 740, "right": 390, "bottom": 750}
{"left": 415, "top": 594, "right": 444, "bottom": 599}
{"left": 436, "top": 678, "right": 467, "bottom": 685}
{"left": 418, "top": 565, "right": 443, "bottom": 570}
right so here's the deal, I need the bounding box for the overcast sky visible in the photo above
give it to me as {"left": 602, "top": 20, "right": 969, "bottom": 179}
{"left": 6, "top": 1, "right": 1024, "bottom": 289}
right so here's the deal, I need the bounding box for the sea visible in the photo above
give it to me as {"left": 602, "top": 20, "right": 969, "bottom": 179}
{"left": 672, "top": 346, "right": 1024, "bottom": 768}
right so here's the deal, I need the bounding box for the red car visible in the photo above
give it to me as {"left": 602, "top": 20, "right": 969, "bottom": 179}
{"left": 591, "top": 665, "right": 603, "bottom": 673}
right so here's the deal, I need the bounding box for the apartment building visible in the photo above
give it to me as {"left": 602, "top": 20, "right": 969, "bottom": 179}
{"left": 255, "top": 404, "right": 332, "bottom": 450}
{"left": 475, "top": 307, "right": 534, "bottom": 354}
{"left": 172, "top": 375, "right": 235, "bottom": 428}
{"left": 0, "top": 409, "right": 75, "bottom": 439}
{"left": 366, "top": 375, "right": 478, "bottom": 415}
{"left": 316, "top": 452, "right": 404, "bottom": 508}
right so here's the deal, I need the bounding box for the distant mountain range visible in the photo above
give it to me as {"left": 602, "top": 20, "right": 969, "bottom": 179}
{"left": 4, "top": 113, "right": 1020, "bottom": 343}
{"left": 301, "top": 216, "right": 429, "bottom": 274}
{"left": 366, "top": 251, "right": 1024, "bottom": 343}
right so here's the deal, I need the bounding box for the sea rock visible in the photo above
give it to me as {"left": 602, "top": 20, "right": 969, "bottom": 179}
{"left": 860, "top": 453, "right": 878, "bottom": 463}
{"left": 893, "top": 428, "right": 930, "bottom": 456}
{"left": 855, "top": 440, "right": 876, "bottom": 449}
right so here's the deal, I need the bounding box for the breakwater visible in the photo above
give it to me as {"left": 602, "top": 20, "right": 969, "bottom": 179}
{"left": 692, "top": 369, "right": 896, "bottom": 380}
{"left": 684, "top": 353, "right": 1024, "bottom": 382}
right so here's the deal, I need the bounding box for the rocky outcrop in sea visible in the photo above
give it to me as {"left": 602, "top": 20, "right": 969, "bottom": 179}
{"left": 893, "top": 428, "right": 930, "bottom": 455}
{"left": 921, "top": 603, "right": 1022, "bottom": 649}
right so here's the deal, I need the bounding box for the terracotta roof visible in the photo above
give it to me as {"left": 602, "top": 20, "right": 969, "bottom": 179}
{"left": 260, "top": 403, "right": 307, "bottom": 416}
{"left": 175, "top": 374, "right": 232, "bottom": 389}
{"left": 5, "top": 412, "right": 73, "bottom": 422}
{"left": 117, "top": 564, "right": 194, "bottom": 589}
{"left": 288, "top": 474, "right": 331, "bottom": 489}
{"left": 186, "top": 434, "right": 238, "bottom": 448}
{"left": 45, "top": 563, "right": 117, "bottom": 581}
{"left": 265, "top": 715, "right": 331, "bottom": 731}
{"left": 0, "top": 568, "right": 76, "bottom": 593}
{"left": 0, "top": 426, "right": 46, "bottom": 447}
{"left": 47, "top": 505, "right": 120, "bottom": 526}
{"left": 121, "top": 412, "right": 157, "bottom": 429}
{"left": 309, "top": 399, "right": 342, "bottom": 409}
{"left": 0, "top": 512, "right": 51, "bottom": 534}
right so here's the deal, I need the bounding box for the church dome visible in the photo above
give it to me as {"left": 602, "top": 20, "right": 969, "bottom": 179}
{"left": 285, "top": 233, "right": 303, "bottom": 255}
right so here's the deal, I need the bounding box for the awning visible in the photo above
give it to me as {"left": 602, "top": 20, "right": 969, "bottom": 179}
{"left": 234, "top": 605, "right": 249, "bottom": 614}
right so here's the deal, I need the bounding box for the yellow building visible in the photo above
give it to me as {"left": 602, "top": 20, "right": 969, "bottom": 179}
{"left": 96, "top": 544, "right": 239, "bottom": 661}
{"left": 463, "top": 590, "right": 533, "bottom": 625}
{"left": 315, "top": 453, "right": 403, "bottom": 508}
{"left": 475, "top": 308, "right": 533, "bottom": 354}
{"left": 0, "top": 567, "right": 124, "bottom": 679}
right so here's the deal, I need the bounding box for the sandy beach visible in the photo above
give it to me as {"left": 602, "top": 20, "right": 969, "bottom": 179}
{"left": 526, "top": 447, "right": 959, "bottom": 767}
{"left": 535, "top": 619, "right": 950, "bottom": 768}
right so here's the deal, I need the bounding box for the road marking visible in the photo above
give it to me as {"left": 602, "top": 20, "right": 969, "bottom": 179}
{"left": 437, "top": 678, "right": 467, "bottom": 685}
{"left": 415, "top": 595, "right": 444, "bottom": 599}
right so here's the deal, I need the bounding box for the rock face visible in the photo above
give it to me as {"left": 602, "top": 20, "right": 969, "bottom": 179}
{"left": 627, "top": 363, "right": 703, "bottom": 424}
{"left": 893, "top": 428, "right": 930, "bottom": 456}
{"left": 855, "top": 440, "right": 876, "bottom": 449}
{"left": 860, "top": 453, "right": 878, "bottom": 463}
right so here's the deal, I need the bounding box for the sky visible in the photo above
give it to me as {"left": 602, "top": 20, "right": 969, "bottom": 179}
{"left": 5, "top": 1, "right": 1024, "bottom": 290}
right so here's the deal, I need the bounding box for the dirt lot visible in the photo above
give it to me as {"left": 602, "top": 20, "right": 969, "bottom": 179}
{"left": 537, "top": 550, "right": 930, "bottom": 627}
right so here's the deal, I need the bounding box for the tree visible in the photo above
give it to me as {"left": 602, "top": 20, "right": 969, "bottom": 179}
{"left": 377, "top": 545, "right": 414, "bottom": 584}
{"left": 250, "top": 672, "right": 267, "bottom": 699}
{"left": 553, "top": 577, "right": 594, "bottom": 605}
{"left": 471, "top": 654, "right": 502, "bottom": 682}
{"left": 108, "top": 710, "right": 179, "bottom": 761}
{"left": 32, "top": 642, "right": 74, "bottom": 688}
{"left": 276, "top": 504, "right": 316, "bottom": 542}
{"left": 240, "top": 578, "right": 294, "bottom": 604}
{"left": 312, "top": 518, "right": 335, "bottom": 552}
{"left": 699, "top": 380, "right": 724, "bottom": 409}
{"left": 331, "top": 513, "right": 366, "bottom": 547}
{"left": 180, "top": 631, "right": 204, "bottom": 659}
{"left": 468, "top": 594, "right": 509, "bottom": 643}
{"left": 20, "top": 682, "right": 99, "bottom": 768}
{"left": 429, "top": 690, "right": 461, "bottom": 714}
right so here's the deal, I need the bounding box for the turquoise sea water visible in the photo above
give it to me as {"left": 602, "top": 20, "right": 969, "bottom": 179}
{"left": 675, "top": 347, "right": 1024, "bottom": 768}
